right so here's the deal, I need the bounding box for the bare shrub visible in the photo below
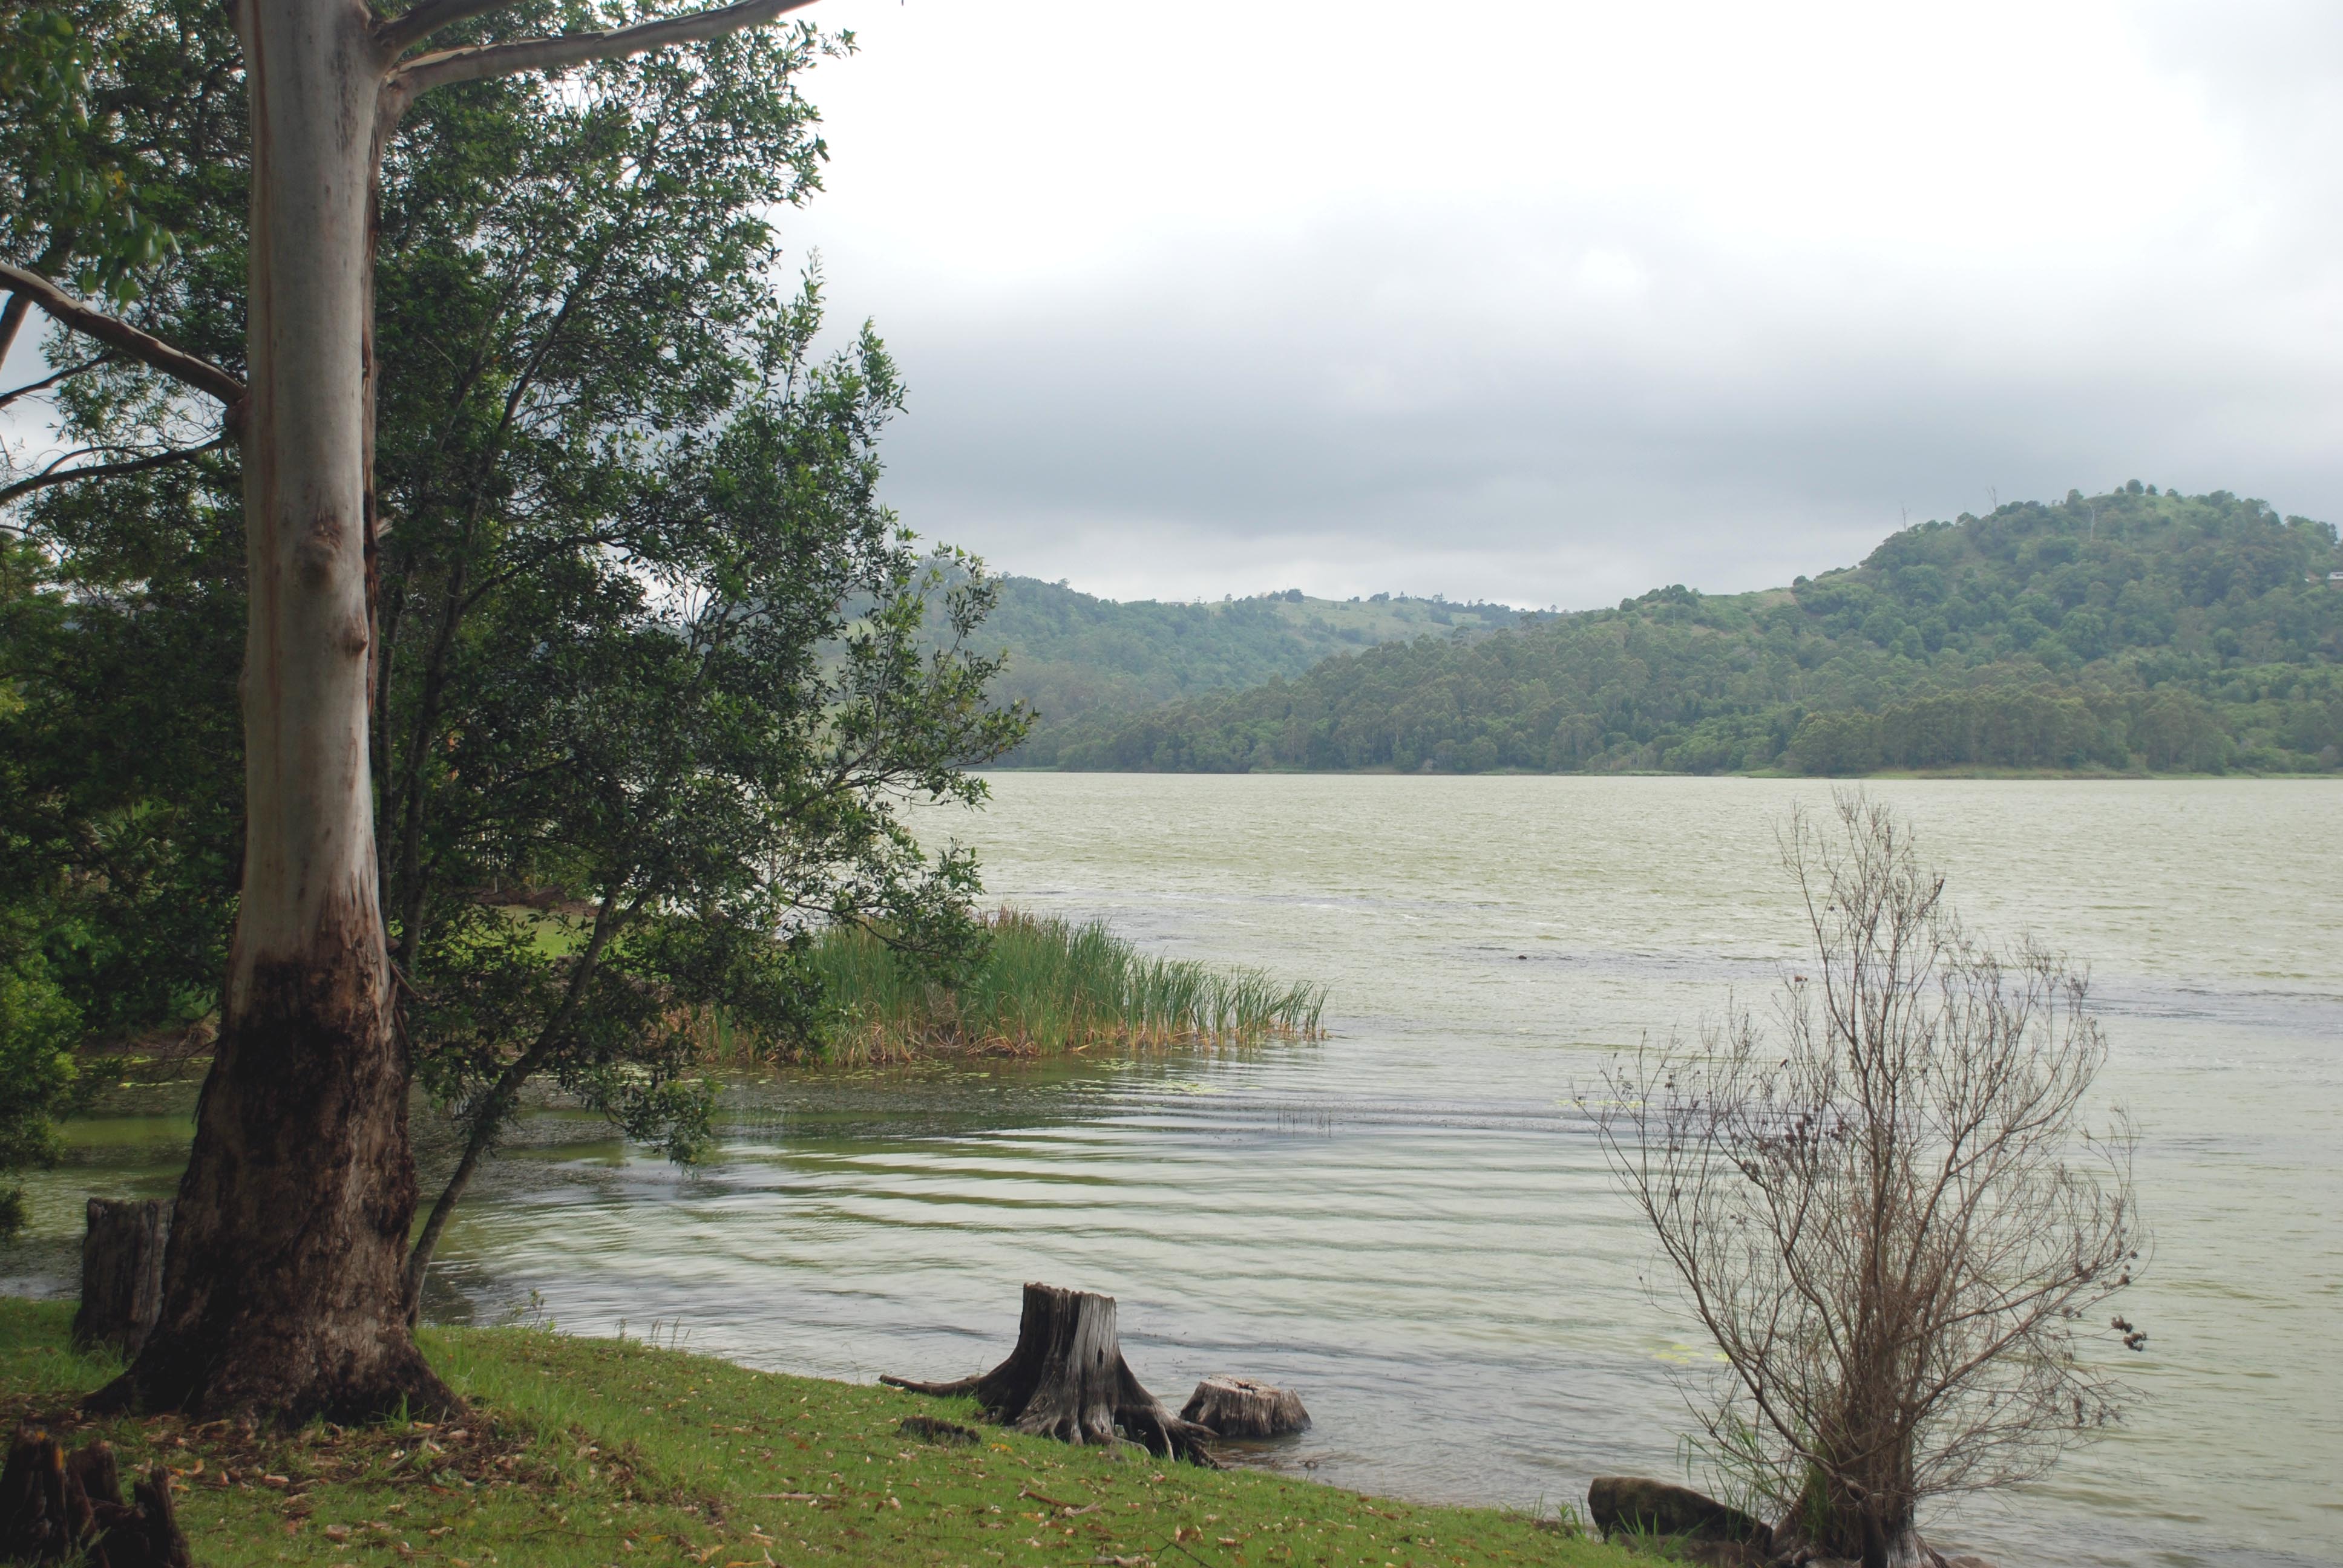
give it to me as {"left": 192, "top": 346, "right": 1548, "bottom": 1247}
{"left": 1594, "top": 792, "right": 2146, "bottom": 1567}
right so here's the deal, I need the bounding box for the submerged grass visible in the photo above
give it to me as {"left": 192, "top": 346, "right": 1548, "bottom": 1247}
{"left": 0, "top": 1297, "right": 1628, "bottom": 1568}
{"left": 797, "top": 909, "right": 1328, "bottom": 1064}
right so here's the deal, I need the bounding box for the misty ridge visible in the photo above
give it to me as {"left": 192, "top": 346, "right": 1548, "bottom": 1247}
{"left": 974, "top": 483, "right": 2342, "bottom": 777}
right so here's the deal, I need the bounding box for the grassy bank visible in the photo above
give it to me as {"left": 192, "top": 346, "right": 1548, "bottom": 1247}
{"left": 801, "top": 909, "right": 1328, "bottom": 1063}
{"left": 0, "top": 1298, "right": 1630, "bottom": 1568}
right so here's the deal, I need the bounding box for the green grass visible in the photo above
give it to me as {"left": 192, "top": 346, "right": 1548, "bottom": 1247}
{"left": 0, "top": 1297, "right": 1633, "bottom": 1568}
{"left": 803, "top": 909, "right": 1328, "bottom": 1063}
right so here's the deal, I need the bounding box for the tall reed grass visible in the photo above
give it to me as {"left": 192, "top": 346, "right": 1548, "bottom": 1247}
{"left": 804, "top": 907, "right": 1327, "bottom": 1063}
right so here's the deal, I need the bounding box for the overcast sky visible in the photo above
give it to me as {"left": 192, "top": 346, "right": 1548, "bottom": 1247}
{"left": 7, "top": 3, "right": 2334, "bottom": 609}
{"left": 778, "top": 0, "right": 2343, "bottom": 607}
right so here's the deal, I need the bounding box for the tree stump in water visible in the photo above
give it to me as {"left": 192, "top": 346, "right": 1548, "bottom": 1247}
{"left": 0, "top": 1426, "right": 192, "bottom": 1566}
{"left": 1179, "top": 1376, "right": 1310, "bottom": 1437}
{"left": 882, "top": 1283, "right": 1219, "bottom": 1465}
{"left": 73, "top": 1199, "right": 170, "bottom": 1357}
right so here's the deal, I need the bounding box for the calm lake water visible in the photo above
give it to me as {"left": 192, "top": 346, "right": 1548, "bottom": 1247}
{"left": 10, "top": 776, "right": 2339, "bottom": 1567}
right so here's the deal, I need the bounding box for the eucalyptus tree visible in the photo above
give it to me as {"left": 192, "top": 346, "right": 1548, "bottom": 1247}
{"left": 0, "top": 0, "right": 1034, "bottom": 1422}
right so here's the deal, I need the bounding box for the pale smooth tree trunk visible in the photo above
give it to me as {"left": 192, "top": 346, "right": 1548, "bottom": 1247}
{"left": 102, "top": 0, "right": 447, "bottom": 1420}
{"left": 50, "top": 0, "right": 824, "bottom": 1423}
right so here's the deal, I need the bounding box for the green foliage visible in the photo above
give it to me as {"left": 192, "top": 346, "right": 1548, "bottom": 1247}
{"left": 1049, "top": 488, "right": 2343, "bottom": 776}
{"left": 806, "top": 907, "right": 1327, "bottom": 1060}
{"left": 1, "top": 529, "right": 162, "bottom": 1238}
{"left": 0, "top": 904, "right": 82, "bottom": 1240}
{"left": 0, "top": 494, "right": 242, "bottom": 1047}
{"left": 367, "top": 25, "right": 1029, "bottom": 1194}
{"left": 0, "top": 1, "right": 197, "bottom": 304}
{"left": 2, "top": 5, "right": 1027, "bottom": 1258}
{"left": 975, "top": 579, "right": 1520, "bottom": 759}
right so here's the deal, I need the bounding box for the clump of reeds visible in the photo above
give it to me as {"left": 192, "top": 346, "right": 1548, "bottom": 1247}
{"left": 807, "top": 907, "right": 1327, "bottom": 1064}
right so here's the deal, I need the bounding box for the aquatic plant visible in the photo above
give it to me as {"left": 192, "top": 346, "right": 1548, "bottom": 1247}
{"left": 804, "top": 907, "right": 1327, "bottom": 1062}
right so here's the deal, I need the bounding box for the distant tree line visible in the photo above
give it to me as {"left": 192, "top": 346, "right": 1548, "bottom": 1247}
{"left": 1031, "top": 485, "right": 2343, "bottom": 776}
{"left": 969, "top": 579, "right": 1519, "bottom": 749}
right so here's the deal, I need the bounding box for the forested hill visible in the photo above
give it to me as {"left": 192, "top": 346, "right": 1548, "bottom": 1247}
{"left": 1021, "top": 486, "right": 2343, "bottom": 776}
{"left": 977, "top": 578, "right": 1522, "bottom": 745}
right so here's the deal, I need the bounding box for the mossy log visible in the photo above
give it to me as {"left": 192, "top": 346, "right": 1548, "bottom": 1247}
{"left": 73, "top": 1199, "right": 170, "bottom": 1358}
{"left": 883, "top": 1283, "right": 1219, "bottom": 1465}
{"left": 0, "top": 1426, "right": 191, "bottom": 1566}
{"left": 1179, "top": 1376, "right": 1310, "bottom": 1437}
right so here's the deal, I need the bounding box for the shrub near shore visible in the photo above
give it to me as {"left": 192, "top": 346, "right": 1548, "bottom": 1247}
{"left": 0, "top": 1298, "right": 1628, "bottom": 1568}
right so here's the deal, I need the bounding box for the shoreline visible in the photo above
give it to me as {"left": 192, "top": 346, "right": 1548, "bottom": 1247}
{"left": 0, "top": 1296, "right": 1636, "bottom": 1567}
{"left": 980, "top": 764, "right": 2332, "bottom": 781}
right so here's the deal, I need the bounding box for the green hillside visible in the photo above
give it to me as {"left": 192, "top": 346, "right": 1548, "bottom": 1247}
{"left": 1026, "top": 485, "right": 2343, "bottom": 776}
{"left": 976, "top": 577, "right": 1521, "bottom": 746}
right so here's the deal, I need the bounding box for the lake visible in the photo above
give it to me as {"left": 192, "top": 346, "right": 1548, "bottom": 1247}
{"left": 10, "top": 775, "right": 2338, "bottom": 1567}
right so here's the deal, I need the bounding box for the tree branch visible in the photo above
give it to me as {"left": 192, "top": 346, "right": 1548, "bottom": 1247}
{"left": 0, "top": 437, "right": 229, "bottom": 508}
{"left": 0, "top": 292, "right": 34, "bottom": 370}
{"left": 373, "top": 0, "right": 529, "bottom": 60}
{"left": 384, "top": 0, "right": 819, "bottom": 109}
{"left": 0, "top": 352, "right": 116, "bottom": 412}
{"left": 0, "top": 263, "right": 245, "bottom": 408}
{"left": 400, "top": 884, "right": 640, "bottom": 1319}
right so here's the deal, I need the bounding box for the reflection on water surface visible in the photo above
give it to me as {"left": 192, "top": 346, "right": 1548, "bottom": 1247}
{"left": 12, "top": 776, "right": 2340, "bottom": 1568}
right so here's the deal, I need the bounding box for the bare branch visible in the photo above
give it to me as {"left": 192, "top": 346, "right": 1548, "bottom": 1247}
{"left": 1592, "top": 791, "right": 2141, "bottom": 1557}
{"left": 384, "top": 0, "right": 819, "bottom": 111}
{"left": 373, "top": 0, "right": 529, "bottom": 60}
{"left": 0, "top": 263, "right": 246, "bottom": 408}
{"left": 0, "top": 436, "right": 230, "bottom": 508}
{"left": 0, "top": 351, "right": 117, "bottom": 411}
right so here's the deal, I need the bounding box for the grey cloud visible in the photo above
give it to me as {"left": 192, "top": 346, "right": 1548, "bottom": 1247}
{"left": 844, "top": 224, "right": 2343, "bottom": 606}
{"left": 773, "top": 1, "right": 2343, "bottom": 607}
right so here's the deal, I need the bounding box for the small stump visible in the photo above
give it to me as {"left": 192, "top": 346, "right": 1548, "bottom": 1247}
{"left": 73, "top": 1199, "right": 170, "bottom": 1358}
{"left": 883, "top": 1282, "right": 1219, "bottom": 1465}
{"left": 1179, "top": 1376, "right": 1309, "bottom": 1437}
{"left": 0, "top": 1426, "right": 191, "bottom": 1567}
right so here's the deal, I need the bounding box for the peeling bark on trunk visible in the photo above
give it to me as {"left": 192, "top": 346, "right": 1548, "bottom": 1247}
{"left": 92, "top": 0, "right": 449, "bottom": 1423}
{"left": 883, "top": 1284, "right": 1219, "bottom": 1465}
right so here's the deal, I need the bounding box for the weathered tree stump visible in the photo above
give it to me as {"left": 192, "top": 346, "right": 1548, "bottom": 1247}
{"left": 0, "top": 1426, "right": 191, "bottom": 1566}
{"left": 1179, "top": 1376, "right": 1310, "bottom": 1437}
{"left": 882, "top": 1283, "right": 1220, "bottom": 1465}
{"left": 73, "top": 1199, "right": 170, "bottom": 1358}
